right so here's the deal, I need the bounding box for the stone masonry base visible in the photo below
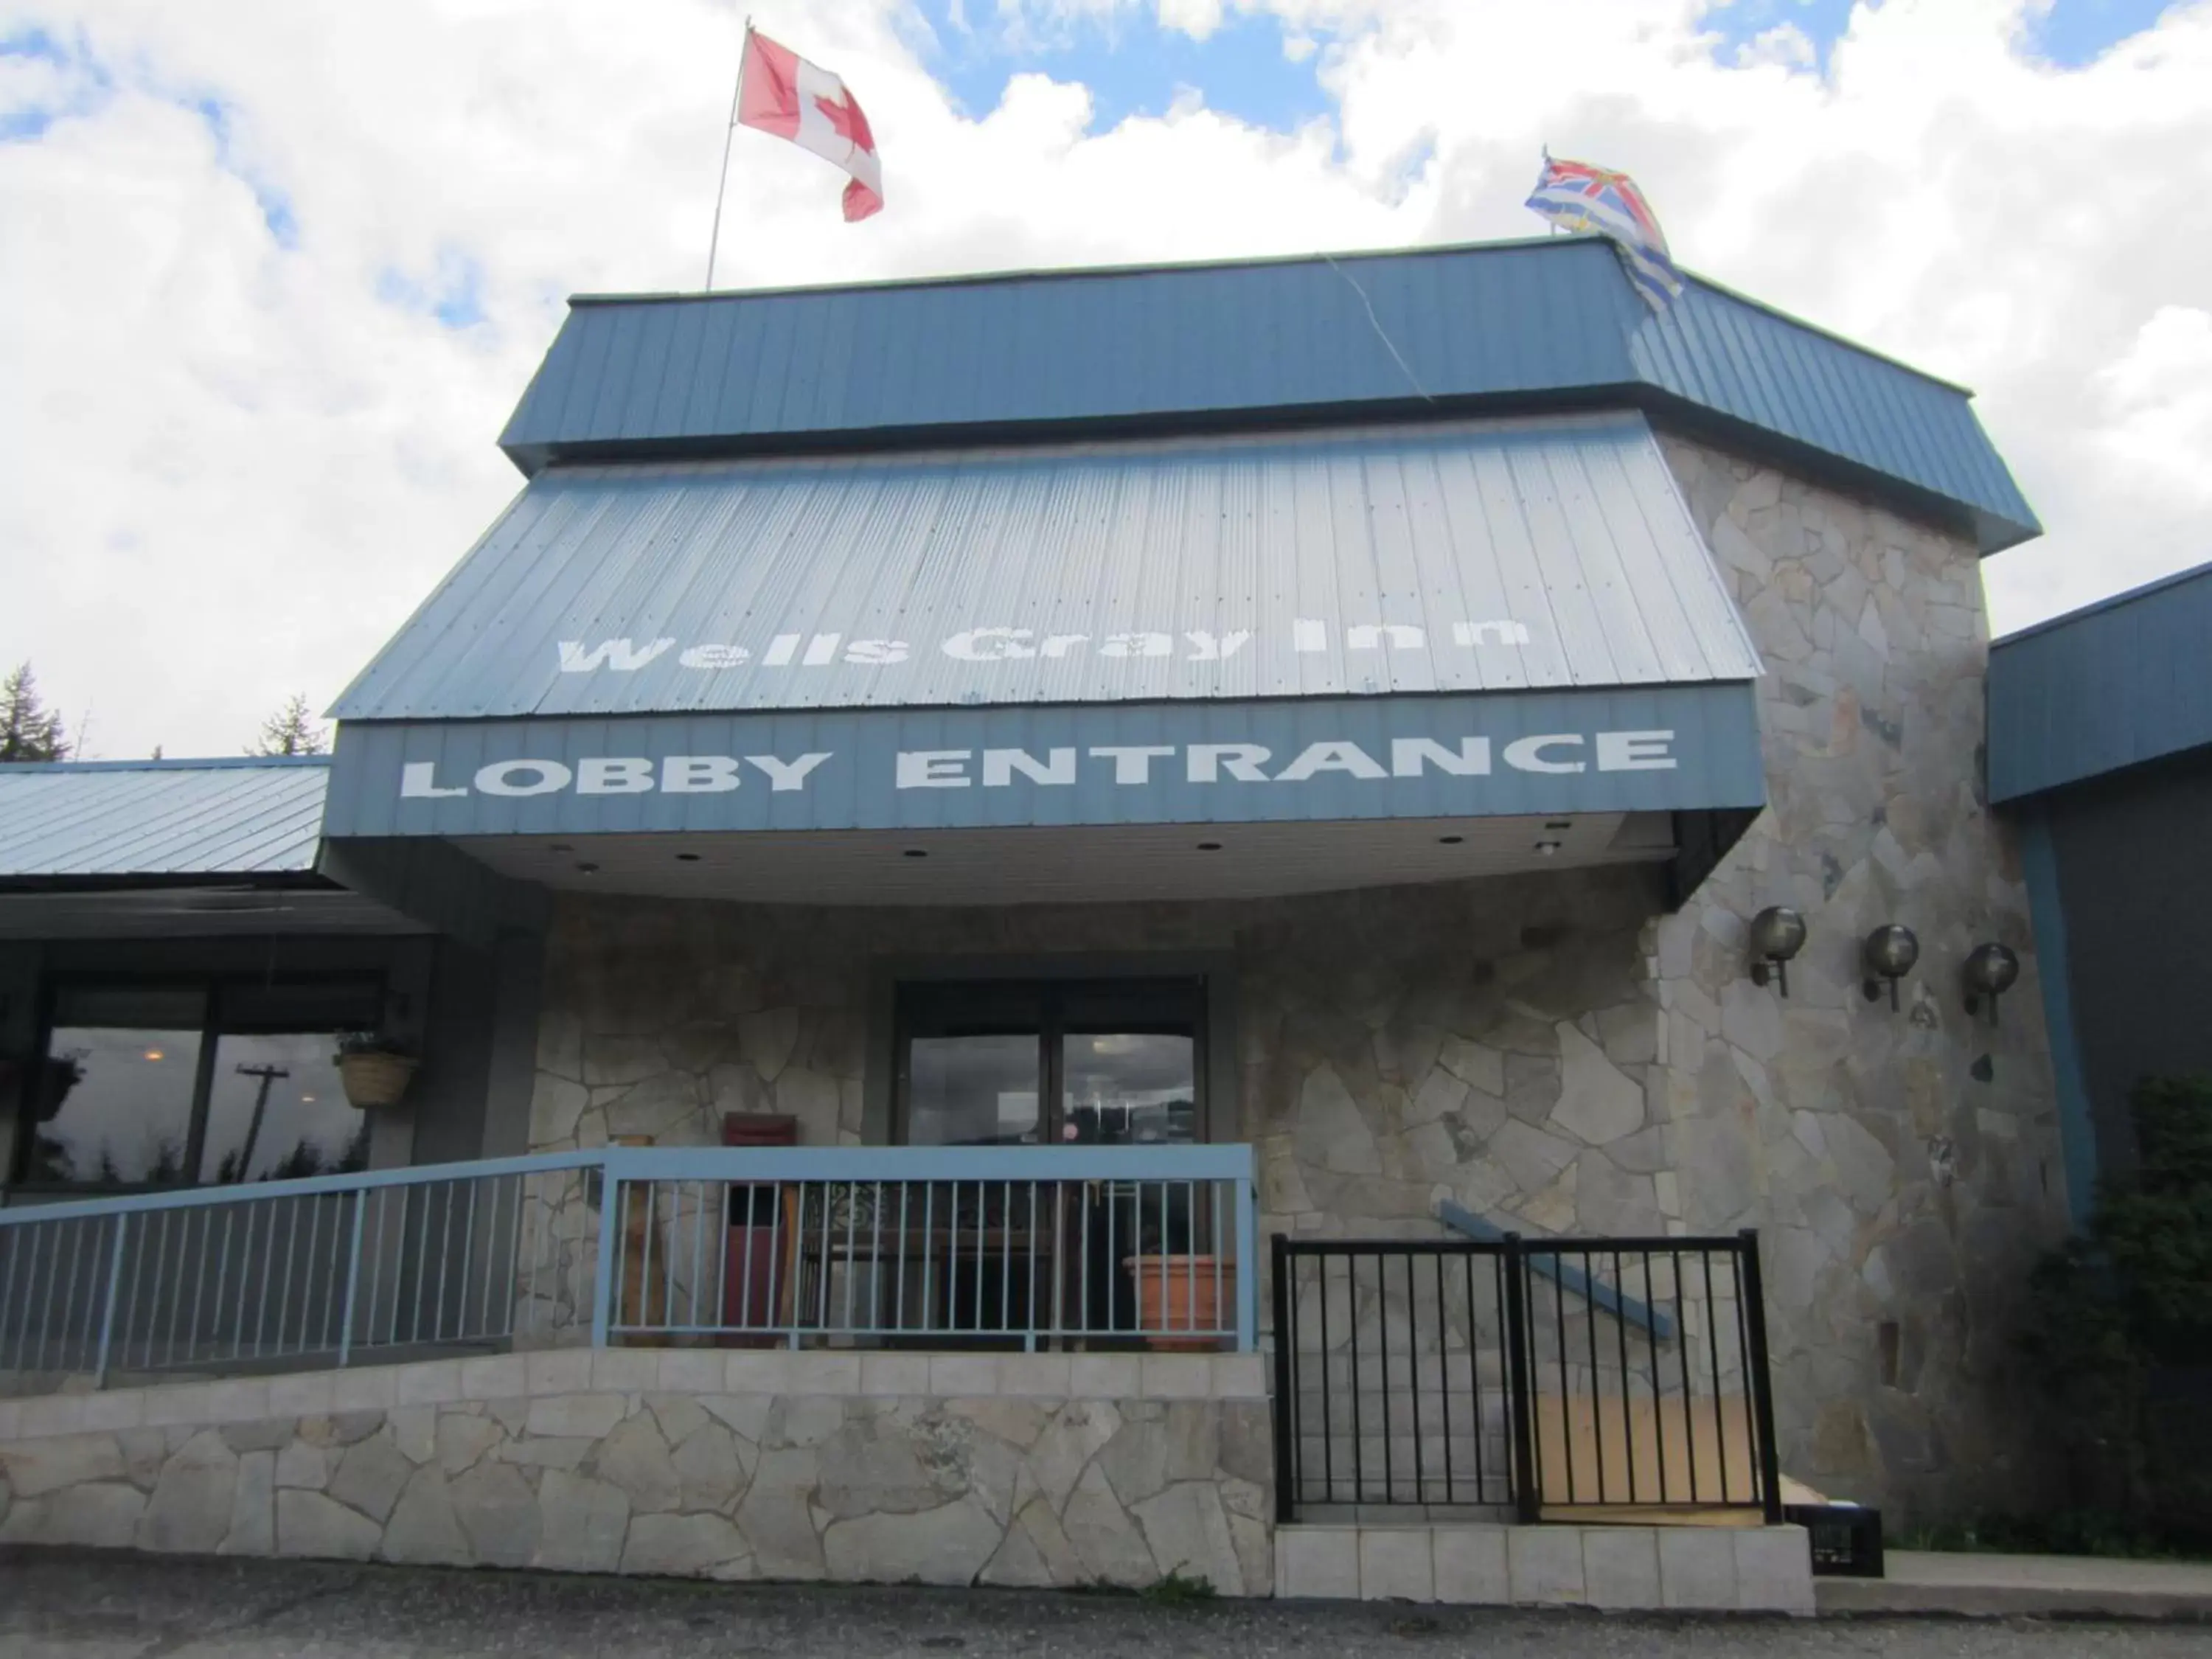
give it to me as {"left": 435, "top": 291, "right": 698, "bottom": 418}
{"left": 0, "top": 1349, "right": 1274, "bottom": 1593}
{"left": 1276, "top": 1519, "right": 1815, "bottom": 1613}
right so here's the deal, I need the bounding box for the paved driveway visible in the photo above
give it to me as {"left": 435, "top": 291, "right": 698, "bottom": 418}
{"left": 4, "top": 1550, "right": 2212, "bottom": 1658}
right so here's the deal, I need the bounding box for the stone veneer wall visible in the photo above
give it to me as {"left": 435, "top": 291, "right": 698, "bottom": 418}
{"left": 0, "top": 1350, "right": 1273, "bottom": 1593}
{"left": 519, "top": 431, "right": 2067, "bottom": 1523}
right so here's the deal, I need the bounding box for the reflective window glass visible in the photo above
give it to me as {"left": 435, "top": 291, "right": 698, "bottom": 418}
{"left": 27, "top": 1024, "right": 204, "bottom": 1186}
{"left": 198, "top": 1032, "right": 370, "bottom": 1183}
{"left": 1062, "top": 1034, "right": 1197, "bottom": 1146}
{"left": 906, "top": 1034, "right": 1040, "bottom": 1147}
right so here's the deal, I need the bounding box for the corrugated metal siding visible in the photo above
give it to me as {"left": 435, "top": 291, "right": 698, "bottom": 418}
{"left": 322, "top": 685, "right": 1766, "bottom": 840}
{"left": 331, "top": 414, "right": 1760, "bottom": 723}
{"left": 1988, "top": 561, "right": 2212, "bottom": 803}
{"left": 0, "top": 759, "right": 328, "bottom": 877}
{"left": 498, "top": 237, "right": 2039, "bottom": 553}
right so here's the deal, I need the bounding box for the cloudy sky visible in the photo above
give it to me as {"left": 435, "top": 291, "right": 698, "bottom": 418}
{"left": 1, "top": 0, "right": 2205, "bottom": 759}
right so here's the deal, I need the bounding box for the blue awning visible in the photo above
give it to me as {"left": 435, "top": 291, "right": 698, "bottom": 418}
{"left": 331, "top": 414, "right": 1761, "bottom": 724}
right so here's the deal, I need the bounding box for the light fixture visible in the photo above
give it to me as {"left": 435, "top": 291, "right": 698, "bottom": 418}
{"left": 675, "top": 852, "right": 701, "bottom": 863}
{"left": 1747, "top": 905, "right": 1807, "bottom": 996}
{"left": 1534, "top": 840, "right": 1562, "bottom": 857}
{"left": 1962, "top": 942, "right": 2020, "bottom": 1026}
{"left": 143, "top": 1048, "right": 165, "bottom": 1062}
{"left": 300, "top": 1094, "right": 317, "bottom": 1104}
{"left": 902, "top": 849, "right": 928, "bottom": 859}
{"left": 1196, "top": 841, "right": 1222, "bottom": 852}
{"left": 548, "top": 843, "right": 574, "bottom": 853}
{"left": 574, "top": 861, "right": 600, "bottom": 875}
{"left": 1861, "top": 924, "right": 1920, "bottom": 1010}
{"left": 1438, "top": 835, "right": 1464, "bottom": 846}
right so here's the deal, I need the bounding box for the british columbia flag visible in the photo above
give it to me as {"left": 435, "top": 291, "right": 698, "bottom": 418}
{"left": 1526, "top": 152, "right": 1683, "bottom": 310}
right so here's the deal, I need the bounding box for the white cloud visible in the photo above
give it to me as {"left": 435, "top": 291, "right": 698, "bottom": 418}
{"left": 1, "top": 0, "right": 2208, "bottom": 757}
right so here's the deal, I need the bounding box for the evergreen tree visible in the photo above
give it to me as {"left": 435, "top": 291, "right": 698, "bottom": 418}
{"left": 0, "top": 663, "right": 70, "bottom": 762}
{"left": 250, "top": 693, "right": 328, "bottom": 757}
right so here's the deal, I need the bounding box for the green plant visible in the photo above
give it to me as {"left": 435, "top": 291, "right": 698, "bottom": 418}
{"left": 1138, "top": 1568, "right": 1217, "bottom": 1605}
{"left": 2021, "top": 1075, "right": 2212, "bottom": 1543}
{"left": 334, "top": 1032, "right": 408, "bottom": 1060}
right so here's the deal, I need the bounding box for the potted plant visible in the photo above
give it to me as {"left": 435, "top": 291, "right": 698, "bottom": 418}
{"left": 1123, "top": 1203, "right": 1235, "bottom": 1352}
{"left": 333, "top": 1032, "right": 418, "bottom": 1110}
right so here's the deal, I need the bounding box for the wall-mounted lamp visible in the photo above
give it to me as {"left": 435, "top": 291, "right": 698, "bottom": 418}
{"left": 1748, "top": 905, "right": 1808, "bottom": 996}
{"left": 1860, "top": 924, "right": 1920, "bottom": 1010}
{"left": 1961, "top": 942, "right": 2020, "bottom": 1026}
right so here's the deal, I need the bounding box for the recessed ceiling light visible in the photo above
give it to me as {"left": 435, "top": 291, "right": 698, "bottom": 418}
{"left": 1438, "top": 835, "right": 1464, "bottom": 845}
{"left": 675, "top": 852, "right": 701, "bottom": 863}
{"left": 1544, "top": 820, "right": 1571, "bottom": 831}
{"left": 902, "top": 849, "right": 928, "bottom": 859}
{"left": 575, "top": 860, "right": 600, "bottom": 874}
{"left": 1534, "top": 840, "right": 1562, "bottom": 858}
{"left": 1196, "top": 841, "right": 1222, "bottom": 852}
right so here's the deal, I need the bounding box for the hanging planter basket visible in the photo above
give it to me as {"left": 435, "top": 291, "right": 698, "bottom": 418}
{"left": 336, "top": 1049, "right": 418, "bottom": 1110}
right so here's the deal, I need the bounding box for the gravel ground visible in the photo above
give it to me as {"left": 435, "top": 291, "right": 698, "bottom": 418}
{"left": 5, "top": 1550, "right": 2212, "bottom": 1659}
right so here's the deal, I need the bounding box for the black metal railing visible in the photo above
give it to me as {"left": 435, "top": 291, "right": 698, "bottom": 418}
{"left": 1271, "top": 1230, "right": 1782, "bottom": 1525}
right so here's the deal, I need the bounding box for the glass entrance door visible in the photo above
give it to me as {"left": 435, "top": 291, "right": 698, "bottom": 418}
{"left": 894, "top": 978, "right": 1206, "bottom": 1343}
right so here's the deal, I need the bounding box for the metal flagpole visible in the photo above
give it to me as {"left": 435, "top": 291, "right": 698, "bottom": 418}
{"left": 704, "top": 17, "right": 751, "bottom": 291}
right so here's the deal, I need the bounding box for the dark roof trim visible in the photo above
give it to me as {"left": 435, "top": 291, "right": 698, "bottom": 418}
{"left": 569, "top": 234, "right": 1975, "bottom": 398}
{"left": 0, "top": 755, "right": 331, "bottom": 775}
{"left": 1992, "top": 557, "right": 2212, "bottom": 652}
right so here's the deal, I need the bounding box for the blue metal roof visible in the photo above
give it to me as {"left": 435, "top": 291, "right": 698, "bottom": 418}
{"left": 0, "top": 757, "right": 329, "bottom": 879}
{"left": 497, "top": 236, "right": 2039, "bottom": 554}
{"left": 330, "top": 414, "right": 1761, "bottom": 724}
{"left": 1988, "top": 560, "right": 2212, "bottom": 803}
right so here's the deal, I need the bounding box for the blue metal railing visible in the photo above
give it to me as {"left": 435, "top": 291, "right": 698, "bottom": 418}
{"left": 0, "top": 1144, "right": 1259, "bottom": 1384}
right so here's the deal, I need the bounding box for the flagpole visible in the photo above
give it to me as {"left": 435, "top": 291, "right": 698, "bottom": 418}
{"left": 704, "top": 18, "right": 751, "bottom": 291}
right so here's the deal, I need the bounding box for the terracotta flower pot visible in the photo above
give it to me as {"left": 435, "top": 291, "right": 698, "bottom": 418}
{"left": 1125, "top": 1254, "right": 1235, "bottom": 1352}
{"left": 336, "top": 1050, "right": 417, "bottom": 1109}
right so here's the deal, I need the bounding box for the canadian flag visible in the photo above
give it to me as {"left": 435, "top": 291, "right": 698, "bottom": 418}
{"left": 737, "top": 28, "right": 883, "bottom": 223}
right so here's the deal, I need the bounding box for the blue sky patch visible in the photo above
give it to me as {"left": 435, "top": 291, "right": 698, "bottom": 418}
{"left": 190, "top": 94, "right": 299, "bottom": 248}
{"left": 1699, "top": 0, "right": 2182, "bottom": 71}
{"left": 911, "top": 1, "right": 1335, "bottom": 135}
{"left": 0, "top": 24, "right": 114, "bottom": 144}
{"left": 378, "top": 251, "right": 488, "bottom": 330}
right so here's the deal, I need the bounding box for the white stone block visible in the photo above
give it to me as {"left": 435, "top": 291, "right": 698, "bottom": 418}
{"left": 928, "top": 1354, "right": 998, "bottom": 1397}
{"left": 1140, "top": 1354, "right": 1211, "bottom": 1399}
{"left": 590, "top": 1349, "right": 661, "bottom": 1393}
{"left": 1276, "top": 1526, "right": 1360, "bottom": 1601}
{"left": 458, "top": 1354, "right": 528, "bottom": 1402}
{"left": 1507, "top": 1526, "right": 1587, "bottom": 1604}
{"left": 525, "top": 1349, "right": 594, "bottom": 1397}
{"left": 782, "top": 1352, "right": 860, "bottom": 1395}
{"left": 1068, "top": 1354, "right": 1141, "bottom": 1399}
{"left": 204, "top": 1378, "right": 273, "bottom": 1424}
{"left": 18, "top": 1394, "right": 85, "bottom": 1438}
{"left": 1360, "top": 1527, "right": 1435, "bottom": 1601}
{"left": 1431, "top": 1526, "right": 1509, "bottom": 1605}
{"left": 77, "top": 1390, "right": 145, "bottom": 1433}
{"left": 721, "top": 1351, "right": 794, "bottom": 1394}
{"left": 328, "top": 1367, "right": 397, "bottom": 1413}
{"left": 268, "top": 1371, "right": 337, "bottom": 1417}
{"left": 142, "top": 1385, "right": 212, "bottom": 1429}
{"left": 996, "top": 1354, "right": 1071, "bottom": 1398}
{"left": 1733, "top": 1526, "right": 1815, "bottom": 1615}
{"left": 655, "top": 1350, "right": 726, "bottom": 1394}
{"left": 394, "top": 1360, "right": 465, "bottom": 1407}
{"left": 857, "top": 1354, "right": 931, "bottom": 1397}
{"left": 1658, "top": 1527, "right": 1739, "bottom": 1610}
{"left": 1211, "top": 1354, "right": 1267, "bottom": 1398}
{"left": 1583, "top": 1527, "right": 1662, "bottom": 1610}
{"left": 0, "top": 1397, "right": 20, "bottom": 1441}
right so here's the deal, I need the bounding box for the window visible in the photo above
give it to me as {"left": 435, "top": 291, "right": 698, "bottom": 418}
{"left": 20, "top": 977, "right": 382, "bottom": 1190}
{"left": 895, "top": 979, "right": 1205, "bottom": 1147}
